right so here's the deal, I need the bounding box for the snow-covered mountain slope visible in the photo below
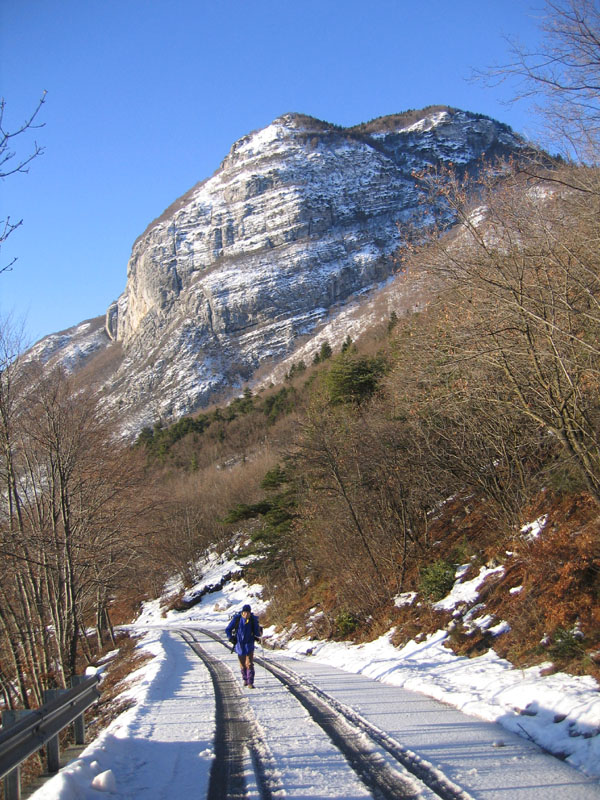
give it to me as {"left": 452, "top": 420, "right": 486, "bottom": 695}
{"left": 29, "top": 107, "right": 526, "bottom": 437}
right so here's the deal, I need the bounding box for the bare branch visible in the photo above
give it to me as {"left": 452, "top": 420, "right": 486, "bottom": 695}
{"left": 0, "top": 92, "right": 47, "bottom": 179}
{"left": 479, "top": 1, "right": 600, "bottom": 161}
{"left": 0, "top": 92, "right": 47, "bottom": 272}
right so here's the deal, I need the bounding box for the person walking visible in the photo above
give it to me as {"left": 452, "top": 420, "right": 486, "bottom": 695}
{"left": 225, "top": 604, "right": 262, "bottom": 688}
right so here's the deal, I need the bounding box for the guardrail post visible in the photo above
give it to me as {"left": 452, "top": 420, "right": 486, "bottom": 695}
{"left": 70, "top": 676, "right": 87, "bottom": 745}
{"left": 2, "top": 710, "right": 31, "bottom": 800}
{"left": 4, "top": 767, "right": 20, "bottom": 800}
{"left": 43, "top": 689, "right": 61, "bottom": 773}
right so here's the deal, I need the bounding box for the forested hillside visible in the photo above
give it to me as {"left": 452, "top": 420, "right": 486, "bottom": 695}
{"left": 137, "top": 148, "right": 600, "bottom": 676}
{"left": 1, "top": 0, "right": 599, "bottom": 727}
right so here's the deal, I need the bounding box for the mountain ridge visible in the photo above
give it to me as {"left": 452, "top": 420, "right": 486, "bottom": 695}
{"left": 26, "top": 106, "right": 528, "bottom": 437}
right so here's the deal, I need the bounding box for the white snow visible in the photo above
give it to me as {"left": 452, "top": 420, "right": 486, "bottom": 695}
{"left": 400, "top": 110, "right": 450, "bottom": 133}
{"left": 90, "top": 770, "right": 116, "bottom": 792}
{"left": 521, "top": 514, "right": 548, "bottom": 541}
{"left": 394, "top": 591, "right": 417, "bottom": 608}
{"left": 234, "top": 122, "right": 286, "bottom": 157}
{"left": 433, "top": 564, "right": 504, "bottom": 611}
{"left": 489, "top": 619, "right": 511, "bottom": 636}
{"left": 467, "top": 205, "right": 487, "bottom": 226}
{"left": 26, "top": 546, "right": 600, "bottom": 799}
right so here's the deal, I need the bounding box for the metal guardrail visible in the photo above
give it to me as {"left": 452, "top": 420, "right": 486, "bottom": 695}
{"left": 0, "top": 674, "right": 101, "bottom": 799}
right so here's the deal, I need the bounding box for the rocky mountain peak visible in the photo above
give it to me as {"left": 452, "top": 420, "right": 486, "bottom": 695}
{"left": 29, "top": 107, "right": 527, "bottom": 438}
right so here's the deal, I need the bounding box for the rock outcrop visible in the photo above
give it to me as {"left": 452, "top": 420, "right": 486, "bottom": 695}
{"left": 29, "top": 107, "right": 526, "bottom": 437}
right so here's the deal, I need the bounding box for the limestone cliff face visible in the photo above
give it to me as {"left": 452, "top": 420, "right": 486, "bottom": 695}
{"left": 30, "top": 108, "right": 525, "bottom": 436}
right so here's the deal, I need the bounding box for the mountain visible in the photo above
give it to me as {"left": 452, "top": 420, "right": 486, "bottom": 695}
{"left": 26, "top": 107, "right": 526, "bottom": 437}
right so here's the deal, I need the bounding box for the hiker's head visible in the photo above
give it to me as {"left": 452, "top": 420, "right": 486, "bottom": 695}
{"left": 242, "top": 604, "right": 251, "bottom": 618}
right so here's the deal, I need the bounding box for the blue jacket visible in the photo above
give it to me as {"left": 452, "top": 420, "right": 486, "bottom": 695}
{"left": 225, "top": 612, "right": 261, "bottom": 656}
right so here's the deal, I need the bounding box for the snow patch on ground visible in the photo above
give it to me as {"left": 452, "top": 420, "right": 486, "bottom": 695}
{"left": 521, "top": 514, "right": 548, "bottom": 541}
{"left": 433, "top": 564, "right": 504, "bottom": 611}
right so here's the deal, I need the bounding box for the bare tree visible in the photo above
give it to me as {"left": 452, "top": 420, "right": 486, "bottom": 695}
{"left": 0, "top": 92, "right": 46, "bottom": 273}
{"left": 413, "top": 159, "right": 600, "bottom": 504}
{"left": 290, "top": 379, "right": 448, "bottom": 614}
{"left": 0, "top": 323, "right": 162, "bottom": 705}
{"left": 485, "top": 0, "right": 600, "bottom": 161}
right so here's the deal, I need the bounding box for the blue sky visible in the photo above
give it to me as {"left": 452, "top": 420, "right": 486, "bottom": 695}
{"left": 1, "top": 0, "right": 544, "bottom": 345}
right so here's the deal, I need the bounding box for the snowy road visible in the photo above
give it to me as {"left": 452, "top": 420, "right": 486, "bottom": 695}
{"left": 189, "top": 628, "right": 600, "bottom": 800}
{"left": 29, "top": 625, "right": 600, "bottom": 799}
{"left": 185, "top": 628, "right": 422, "bottom": 799}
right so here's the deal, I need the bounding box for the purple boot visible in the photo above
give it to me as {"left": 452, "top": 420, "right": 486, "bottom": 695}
{"left": 241, "top": 667, "right": 248, "bottom": 686}
{"left": 247, "top": 666, "right": 255, "bottom": 688}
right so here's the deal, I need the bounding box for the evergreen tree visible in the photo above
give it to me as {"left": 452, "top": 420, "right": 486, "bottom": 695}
{"left": 326, "top": 352, "right": 387, "bottom": 405}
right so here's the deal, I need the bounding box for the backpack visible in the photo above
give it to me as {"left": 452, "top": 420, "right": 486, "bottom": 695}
{"left": 228, "top": 613, "right": 240, "bottom": 645}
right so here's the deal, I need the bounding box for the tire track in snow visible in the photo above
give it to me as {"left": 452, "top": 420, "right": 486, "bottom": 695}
{"left": 180, "top": 630, "right": 284, "bottom": 800}
{"left": 255, "top": 655, "right": 422, "bottom": 800}
{"left": 257, "top": 655, "right": 475, "bottom": 800}
{"left": 196, "top": 628, "right": 473, "bottom": 800}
